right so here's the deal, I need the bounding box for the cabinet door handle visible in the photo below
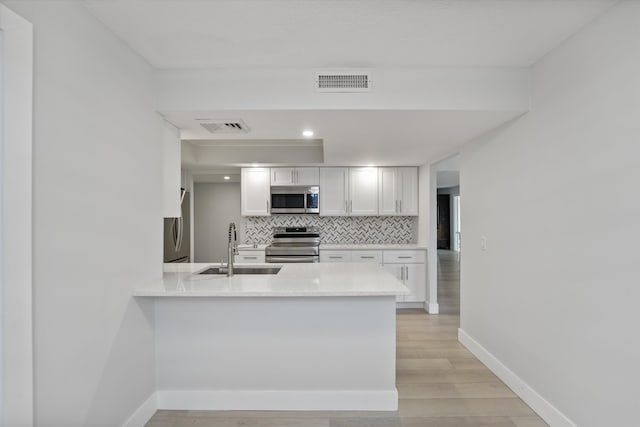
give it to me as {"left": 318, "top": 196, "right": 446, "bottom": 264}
{"left": 291, "top": 170, "right": 294, "bottom": 183}
{"left": 399, "top": 200, "right": 402, "bottom": 212}
{"left": 267, "top": 200, "right": 269, "bottom": 212}
{"left": 400, "top": 266, "right": 404, "bottom": 281}
{"left": 349, "top": 200, "right": 353, "bottom": 213}
{"left": 405, "top": 266, "right": 409, "bottom": 280}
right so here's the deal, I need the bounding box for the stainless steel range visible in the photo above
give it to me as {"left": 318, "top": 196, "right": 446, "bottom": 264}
{"left": 265, "top": 226, "right": 320, "bottom": 263}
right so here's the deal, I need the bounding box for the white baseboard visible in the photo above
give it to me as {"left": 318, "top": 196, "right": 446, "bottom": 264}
{"left": 396, "top": 302, "right": 425, "bottom": 309}
{"left": 426, "top": 301, "right": 439, "bottom": 314}
{"left": 121, "top": 392, "right": 157, "bottom": 427}
{"left": 157, "top": 389, "right": 398, "bottom": 411}
{"left": 395, "top": 302, "right": 439, "bottom": 313}
{"left": 458, "top": 329, "right": 576, "bottom": 427}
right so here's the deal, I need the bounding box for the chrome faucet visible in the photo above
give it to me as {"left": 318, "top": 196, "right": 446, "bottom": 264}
{"left": 227, "top": 222, "right": 238, "bottom": 276}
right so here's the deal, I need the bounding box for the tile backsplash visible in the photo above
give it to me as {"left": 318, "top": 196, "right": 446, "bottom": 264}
{"left": 243, "top": 215, "right": 417, "bottom": 244}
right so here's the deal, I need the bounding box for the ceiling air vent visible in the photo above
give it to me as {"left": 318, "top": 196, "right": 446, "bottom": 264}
{"left": 315, "top": 72, "right": 371, "bottom": 92}
{"left": 197, "top": 119, "right": 250, "bottom": 134}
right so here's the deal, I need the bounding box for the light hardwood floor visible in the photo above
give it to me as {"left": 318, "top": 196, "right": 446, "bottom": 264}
{"left": 145, "top": 251, "right": 547, "bottom": 427}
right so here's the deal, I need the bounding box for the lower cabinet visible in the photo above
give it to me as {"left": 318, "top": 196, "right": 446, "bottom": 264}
{"left": 382, "top": 263, "right": 426, "bottom": 303}
{"left": 382, "top": 250, "right": 426, "bottom": 303}
{"left": 351, "top": 250, "right": 383, "bottom": 263}
{"left": 236, "top": 249, "right": 266, "bottom": 263}
{"left": 320, "top": 250, "right": 383, "bottom": 263}
{"left": 382, "top": 264, "right": 406, "bottom": 302}
{"left": 319, "top": 251, "right": 352, "bottom": 262}
{"left": 321, "top": 248, "right": 427, "bottom": 304}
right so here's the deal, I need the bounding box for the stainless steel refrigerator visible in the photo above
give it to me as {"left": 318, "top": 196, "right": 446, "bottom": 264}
{"left": 163, "top": 189, "right": 191, "bottom": 263}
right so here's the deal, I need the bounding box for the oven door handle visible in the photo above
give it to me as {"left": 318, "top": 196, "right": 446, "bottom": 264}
{"left": 266, "top": 256, "right": 319, "bottom": 263}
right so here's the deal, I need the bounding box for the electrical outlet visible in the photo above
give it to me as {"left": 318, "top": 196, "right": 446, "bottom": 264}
{"left": 480, "top": 236, "right": 487, "bottom": 251}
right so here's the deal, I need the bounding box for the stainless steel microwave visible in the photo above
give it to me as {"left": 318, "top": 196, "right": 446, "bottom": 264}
{"left": 270, "top": 186, "right": 319, "bottom": 214}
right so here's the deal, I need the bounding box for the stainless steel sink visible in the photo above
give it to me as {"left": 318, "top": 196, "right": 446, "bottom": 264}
{"left": 198, "top": 266, "right": 282, "bottom": 275}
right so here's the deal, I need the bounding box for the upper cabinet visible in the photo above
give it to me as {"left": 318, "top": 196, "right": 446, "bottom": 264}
{"left": 241, "top": 168, "right": 271, "bottom": 216}
{"left": 378, "top": 167, "right": 418, "bottom": 216}
{"left": 349, "top": 168, "right": 379, "bottom": 215}
{"left": 270, "top": 167, "right": 319, "bottom": 186}
{"left": 319, "top": 168, "right": 349, "bottom": 215}
{"left": 242, "top": 166, "right": 417, "bottom": 217}
{"left": 319, "top": 167, "right": 378, "bottom": 216}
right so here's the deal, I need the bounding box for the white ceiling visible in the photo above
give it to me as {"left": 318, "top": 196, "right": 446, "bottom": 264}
{"left": 165, "top": 109, "right": 522, "bottom": 166}
{"left": 79, "top": 0, "right": 616, "bottom": 167}
{"left": 83, "top": 0, "right": 616, "bottom": 69}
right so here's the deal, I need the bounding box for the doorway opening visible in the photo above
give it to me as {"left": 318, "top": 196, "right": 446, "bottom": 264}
{"left": 434, "top": 156, "right": 460, "bottom": 315}
{"left": 453, "top": 195, "right": 461, "bottom": 252}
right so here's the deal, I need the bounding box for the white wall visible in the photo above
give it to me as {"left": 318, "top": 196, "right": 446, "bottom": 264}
{"left": 460, "top": 2, "right": 640, "bottom": 426}
{"left": 3, "top": 1, "right": 162, "bottom": 426}
{"left": 194, "top": 183, "right": 241, "bottom": 262}
{"left": 0, "top": 4, "right": 33, "bottom": 425}
{"left": 155, "top": 66, "right": 530, "bottom": 112}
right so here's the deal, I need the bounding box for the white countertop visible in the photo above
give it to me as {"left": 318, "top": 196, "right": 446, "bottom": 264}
{"left": 135, "top": 262, "right": 410, "bottom": 297}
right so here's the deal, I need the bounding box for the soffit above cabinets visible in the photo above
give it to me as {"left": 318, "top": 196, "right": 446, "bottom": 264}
{"left": 166, "top": 109, "right": 522, "bottom": 167}
{"left": 181, "top": 139, "right": 325, "bottom": 171}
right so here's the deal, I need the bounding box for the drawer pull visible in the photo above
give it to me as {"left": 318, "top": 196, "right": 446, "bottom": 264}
{"left": 398, "top": 256, "right": 413, "bottom": 259}
{"left": 359, "top": 256, "right": 375, "bottom": 259}
{"left": 329, "top": 256, "right": 343, "bottom": 259}
{"left": 244, "top": 256, "right": 258, "bottom": 259}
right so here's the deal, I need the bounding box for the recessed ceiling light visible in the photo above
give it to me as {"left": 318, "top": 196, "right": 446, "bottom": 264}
{"left": 302, "top": 130, "right": 314, "bottom": 137}
{"left": 223, "top": 176, "right": 230, "bottom": 180}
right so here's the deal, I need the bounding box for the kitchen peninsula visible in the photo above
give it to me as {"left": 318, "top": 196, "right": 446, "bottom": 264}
{"left": 134, "top": 262, "right": 408, "bottom": 411}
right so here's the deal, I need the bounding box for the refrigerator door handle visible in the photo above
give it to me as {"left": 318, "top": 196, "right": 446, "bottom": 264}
{"left": 175, "top": 188, "right": 187, "bottom": 252}
{"left": 171, "top": 218, "right": 178, "bottom": 250}
{"left": 176, "top": 216, "right": 184, "bottom": 252}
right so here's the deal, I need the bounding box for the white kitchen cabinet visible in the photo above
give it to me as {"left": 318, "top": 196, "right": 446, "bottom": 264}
{"left": 236, "top": 249, "right": 266, "bottom": 263}
{"left": 349, "top": 167, "right": 379, "bottom": 215}
{"left": 378, "top": 167, "right": 418, "bottom": 216}
{"left": 271, "top": 167, "right": 319, "bottom": 186}
{"left": 319, "top": 168, "right": 349, "bottom": 216}
{"left": 382, "top": 249, "right": 426, "bottom": 303}
{"left": 295, "top": 167, "right": 320, "bottom": 185}
{"left": 403, "top": 263, "right": 426, "bottom": 302}
{"left": 382, "top": 250, "right": 426, "bottom": 264}
{"left": 320, "top": 167, "right": 378, "bottom": 216}
{"left": 383, "top": 264, "right": 406, "bottom": 302}
{"left": 318, "top": 247, "right": 426, "bottom": 304}
{"left": 351, "top": 250, "right": 383, "bottom": 264}
{"left": 378, "top": 168, "right": 399, "bottom": 216}
{"left": 319, "top": 250, "right": 351, "bottom": 262}
{"left": 241, "top": 168, "right": 271, "bottom": 216}
{"left": 271, "top": 168, "right": 295, "bottom": 186}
